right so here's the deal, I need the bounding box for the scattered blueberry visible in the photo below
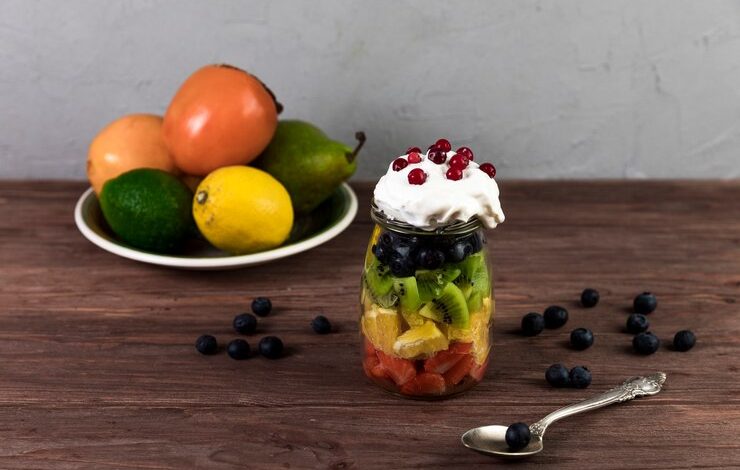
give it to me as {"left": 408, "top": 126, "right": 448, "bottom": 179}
{"left": 416, "top": 248, "right": 445, "bottom": 270}
{"left": 633, "top": 332, "right": 660, "bottom": 355}
{"left": 580, "top": 288, "right": 599, "bottom": 308}
{"left": 227, "top": 339, "right": 251, "bottom": 359}
{"left": 233, "top": 313, "right": 257, "bottom": 335}
{"left": 251, "top": 297, "right": 272, "bottom": 317}
{"left": 543, "top": 306, "right": 569, "bottom": 329}
{"left": 259, "top": 336, "right": 284, "bottom": 359}
{"left": 673, "top": 330, "right": 696, "bottom": 352}
{"left": 521, "top": 312, "right": 545, "bottom": 336}
{"left": 570, "top": 328, "right": 594, "bottom": 350}
{"left": 626, "top": 313, "right": 649, "bottom": 334}
{"left": 389, "top": 255, "right": 416, "bottom": 277}
{"left": 633, "top": 292, "right": 657, "bottom": 314}
{"left": 545, "top": 364, "right": 570, "bottom": 388}
{"left": 569, "top": 366, "right": 592, "bottom": 388}
{"left": 195, "top": 334, "right": 218, "bottom": 355}
{"left": 505, "top": 423, "right": 531, "bottom": 451}
{"left": 311, "top": 315, "right": 332, "bottom": 334}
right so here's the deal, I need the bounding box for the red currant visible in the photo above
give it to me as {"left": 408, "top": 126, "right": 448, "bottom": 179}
{"left": 456, "top": 146, "right": 474, "bottom": 161}
{"left": 446, "top": 167, "right": 463, "bottom": 181}
{"left": 407, "top": 152, "right": 422, "bottom": 163}
{"left": 428, "top": 149, "right": 447, "bottom": 164}
{"left": 406, "top": 147, "right": 421, "bottom": 154}
{"left": 407, "top": 168, "right": 427, "bottom": 185}
{"left": 392, "top": 158, "right": 409, "bottom": 171}
{"left": 449, "top": 153, "right": 469, "bottom": 169}
{"left": 479, "top": 163, "right": 496, "bottom": 178}
{"left": 435, "top": 138, "right": 452, "bottom": 152}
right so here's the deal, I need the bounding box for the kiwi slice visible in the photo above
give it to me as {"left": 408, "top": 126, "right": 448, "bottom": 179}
{"left": 418, "top": 283, "right": 470, "bottom": 328}
{"left": 454, "top": 253, "right": 490, "bottom": 298}
{"left": 415, "top": 267, "right": 462, "bottom": 301}
{"left": 467, "top": 290, "right": 483, "bottom": 313}
{"left": 363, "top": 260, "right": 397, "bottom": 308}
{"left": 393, "top": 277, "right": 422, "bottom": 313}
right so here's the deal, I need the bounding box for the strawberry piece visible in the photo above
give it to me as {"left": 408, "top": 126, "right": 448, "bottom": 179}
{"left": 363, "top": 338, "right": 377, "bottom": 358}
{"left": 444, "top": 354, "right": 475, "bottom": 386}
{"left": 377, "top": 350, "right": 416, "bottom": 385}
{"left": 424, "top": 349, "right": 465, "bottom": 374}
{"left": 400, "top": 372, "right": 446, "bottom": 396}
{"left": 448, "top": 342, "right": 473, "bottom": 355}
{"left": 470, "top": 356, "right": 489, "bottom": 382}
{"left": 362, "top": 355, "right": 380, "bottom": 377}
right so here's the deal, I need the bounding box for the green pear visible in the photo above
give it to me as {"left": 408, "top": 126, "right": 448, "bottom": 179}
{"left": 254, "top": 120, "right": 365, "bottom": 214}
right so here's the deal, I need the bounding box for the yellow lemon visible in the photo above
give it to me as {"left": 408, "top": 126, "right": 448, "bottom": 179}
{"left": 192, "top": 166, "right": 293, "bottom": 254}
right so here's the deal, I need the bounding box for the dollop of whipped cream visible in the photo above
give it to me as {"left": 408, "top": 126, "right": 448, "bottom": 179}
{"left": 373, "top": 150, "right": 505, "bottom": 230}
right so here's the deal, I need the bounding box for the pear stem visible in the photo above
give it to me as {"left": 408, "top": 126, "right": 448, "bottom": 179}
{"left": 346, "top": 131, "right": 366, "bottom": 163}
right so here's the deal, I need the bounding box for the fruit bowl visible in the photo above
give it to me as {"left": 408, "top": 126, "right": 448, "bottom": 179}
{"left": 74, "top": 183, "right": 357, "bottom": 270}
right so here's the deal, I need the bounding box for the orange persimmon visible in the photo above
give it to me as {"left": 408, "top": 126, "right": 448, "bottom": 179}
{"left": 162, "top": 64, "right": 280, "bottom": 176}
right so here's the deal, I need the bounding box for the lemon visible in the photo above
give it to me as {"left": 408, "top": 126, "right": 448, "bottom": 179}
{"left": 192, "top": 166, "right": 293, "bottom": 254}
{"left": 393, "top": 321, "right": 449, "bottom": 359}
{"left": 361, "top": 304, "right": 400, "bottom": 354}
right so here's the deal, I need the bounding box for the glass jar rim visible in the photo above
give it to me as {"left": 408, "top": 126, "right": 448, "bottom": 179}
{"left": 370, "top": 199, "right": 483, "bottom": 236}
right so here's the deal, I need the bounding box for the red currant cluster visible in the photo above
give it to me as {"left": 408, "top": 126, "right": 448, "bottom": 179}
{"left": 392, "top": 139, "right": 496, "bottom": 185}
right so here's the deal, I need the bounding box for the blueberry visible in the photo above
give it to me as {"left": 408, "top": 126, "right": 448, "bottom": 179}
{"left": 195, "top": 334, "right": 218, "bottom": 355}
{"left": 545, "top": 364, "right": 570, "bottom": 387}
{"left": 505, "top": 423, "right": 531, "bottom": 451}
{"left": 469, "top": 233, "right": 485, "bottom": 253}
{"left": 311, "top": 315, "right": 332, "bottom": 334}
{"left": 447, "top": 241, "right": 473, "bottom": 263}
{"left": 251, "top": 297, "right": 272, "bottom": 317}
{"left": 543, "top": 306, "right": 568, "bottom": 329}
{"left": 633, "top": 332, "right": 660, "bottom": 355}
{"left": 633, "top": 292, "right": 657, "bottom": 314}
{"left": 372, "top": 244, "right": 391, "bottom": 263}
{"left": 570, "top": 328, "right": 594, "bottom": 350}
{"left": 227, "top": 339, "right": 250, "bottom": 359}
{"left": 626, "top": 313, "right": 649, "bottom": 334}
{"left": 259, "top": 336, "right": 284, "bottom": 359}
{"left": 580, "top": 288, "right": 599, "bottom": 308}
{"left": 378, "top": 232, "right": 394, "bottom": 248}
{"left": 416, "top": 248, "right": 445, "bottom": 270}
{"left": 521, "top": 312, "right": 545, "bottom": 336}
{"left": 389, "top": 255, "right": 415, "bottom": 277}
{"left": 233, "top": 313, "right": 257, "bottom": 334}
{"left": 392, "top": 241, "right": 415, "bottom": 260}
{"left": 569, "top": 366, "right": 592, "bottom": 388}
{"left": 673, "top": 330, "right": 696, "bottom": 352}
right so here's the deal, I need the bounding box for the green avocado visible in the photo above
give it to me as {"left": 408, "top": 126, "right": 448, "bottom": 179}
{"left": 99, "top": 168, "right": 195, "bottom": 253}
{"left": 254, "top": 120, "right": 365, "bottom": 214}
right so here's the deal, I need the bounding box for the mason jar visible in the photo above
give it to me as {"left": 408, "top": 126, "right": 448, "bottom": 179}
{"left": 360, "top": 202, "right": 494, "bottom": 399}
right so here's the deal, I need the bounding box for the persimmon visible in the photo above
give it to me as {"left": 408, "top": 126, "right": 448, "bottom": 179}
{"left": 162, "top": 64, "right": 280, "bottom": 176}
{"left": 87, "top": 114, "right": 177, "bottom": 195}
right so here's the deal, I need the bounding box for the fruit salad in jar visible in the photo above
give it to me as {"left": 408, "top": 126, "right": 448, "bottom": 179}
{"left": 360, "top": 140, "right": 504, "bottom": 399}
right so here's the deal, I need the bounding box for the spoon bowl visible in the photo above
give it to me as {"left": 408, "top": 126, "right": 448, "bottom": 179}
{"left": 461, "top": 425, "right": 544, "bottom": 458}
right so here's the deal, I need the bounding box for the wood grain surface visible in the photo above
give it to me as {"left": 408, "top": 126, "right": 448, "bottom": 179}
{"left": 0, "top": 181, "right": 738, "bottom": 469}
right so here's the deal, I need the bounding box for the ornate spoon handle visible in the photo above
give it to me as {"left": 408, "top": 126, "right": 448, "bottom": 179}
{"left": 529, "top": 372, "right": 667, "bottom": 438}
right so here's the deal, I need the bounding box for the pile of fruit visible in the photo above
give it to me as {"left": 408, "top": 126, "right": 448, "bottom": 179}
{"left": 360, "top": 227, "right": 493, "bottom": 397}
{"left": 87, "top": 64, "right": 365, "bottom": 255}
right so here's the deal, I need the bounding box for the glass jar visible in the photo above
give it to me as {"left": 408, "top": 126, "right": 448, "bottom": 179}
{"left": 360, "top": 202, "right": 494, "bottom": 399}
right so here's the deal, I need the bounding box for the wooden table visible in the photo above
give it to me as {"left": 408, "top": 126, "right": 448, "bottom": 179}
{"left": 0, "top": 181, "right": 738, "bottom": 469}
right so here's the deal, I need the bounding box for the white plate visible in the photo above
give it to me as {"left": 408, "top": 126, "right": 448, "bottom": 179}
{"left": 74, "top": 183, "right": 358, "bottom": 270}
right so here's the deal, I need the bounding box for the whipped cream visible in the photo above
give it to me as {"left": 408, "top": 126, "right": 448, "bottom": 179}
{"left": 373, "top": 151, "right": 505, "bottom": 230}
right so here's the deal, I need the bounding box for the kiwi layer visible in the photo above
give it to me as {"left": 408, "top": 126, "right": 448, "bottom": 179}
{"left": 418, "top": 283, "right": 470, "bottom": 328}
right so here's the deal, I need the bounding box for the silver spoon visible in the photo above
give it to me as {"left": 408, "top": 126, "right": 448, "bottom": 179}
{"left": 462, "top": 372, "right": 666, "bottom": 458}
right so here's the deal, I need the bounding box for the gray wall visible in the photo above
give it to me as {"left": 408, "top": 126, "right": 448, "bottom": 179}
{"left": 2, "top": 0, "right": 740, "bottom": 180}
